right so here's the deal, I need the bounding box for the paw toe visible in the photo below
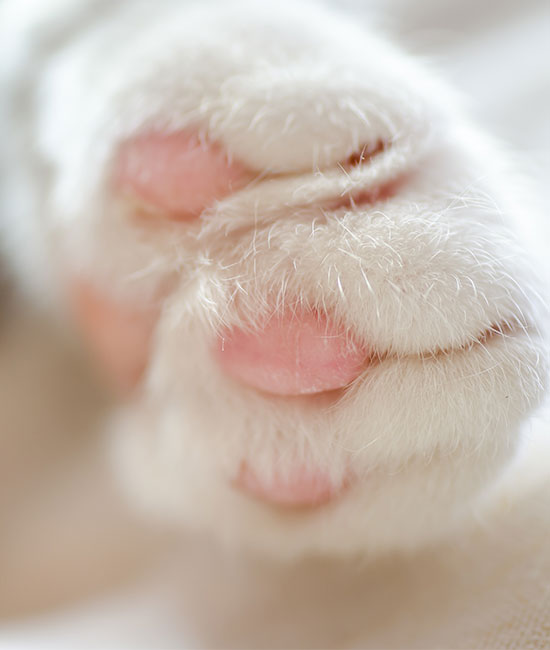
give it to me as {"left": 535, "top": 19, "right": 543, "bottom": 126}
{"left": 214, "top": 309, "right": 369, "bottom": 396}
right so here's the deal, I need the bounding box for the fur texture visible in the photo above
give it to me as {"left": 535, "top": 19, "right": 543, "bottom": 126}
{"left": 0, "top": 0, "right": 548, "bottom": 558}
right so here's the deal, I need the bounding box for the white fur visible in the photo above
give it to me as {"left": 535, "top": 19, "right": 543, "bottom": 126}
{"left": 1, "top": 0, "right": 548, "bottom": 558}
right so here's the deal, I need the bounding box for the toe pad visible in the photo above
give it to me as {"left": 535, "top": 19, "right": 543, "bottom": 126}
{"left": 114, "top": 130, "right": 253, "bottom": 220}
{"left": 214, "top": 310, "right": 368, "bottom": 396}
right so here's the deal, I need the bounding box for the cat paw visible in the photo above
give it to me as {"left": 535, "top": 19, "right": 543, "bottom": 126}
{"left": 18, "top": 1, "right": 549, "bottom": 556}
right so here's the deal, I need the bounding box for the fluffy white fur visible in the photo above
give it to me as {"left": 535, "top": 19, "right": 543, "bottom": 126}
{"left": 1, "top": 0, "right": 548, "bottom": 558}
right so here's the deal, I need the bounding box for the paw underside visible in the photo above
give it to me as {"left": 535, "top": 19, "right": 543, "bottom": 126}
{"left": 4, "top": 0, "right": 547, "bottom": 555}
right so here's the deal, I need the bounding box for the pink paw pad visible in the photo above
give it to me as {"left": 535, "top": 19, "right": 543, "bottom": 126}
{"left": 69, "top": 278, "right": 159, "bottom": 395}
{"left": 235, "top": 461, "right": 346, "bottom": 508}
{"left": 214, "top": 310, "right": 369, "bottom": 396}
{"left": 114, "top": 130, "right": 254, "bottom": 220}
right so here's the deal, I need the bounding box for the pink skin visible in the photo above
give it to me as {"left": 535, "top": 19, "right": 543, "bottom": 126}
{"left": 214, "top": 310, "right": 369, "bottom": 396}
{"left": 235, "top": 462, "right": 346, "bottom": 508}
{"left": 71, "top": 129, "right": 370, "bottom": 505}
{"left": 114, "top": 130, "right": 255, "bottom": 221}
{"left": 68, "top": 277, "right": 159, "bottom": 396}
